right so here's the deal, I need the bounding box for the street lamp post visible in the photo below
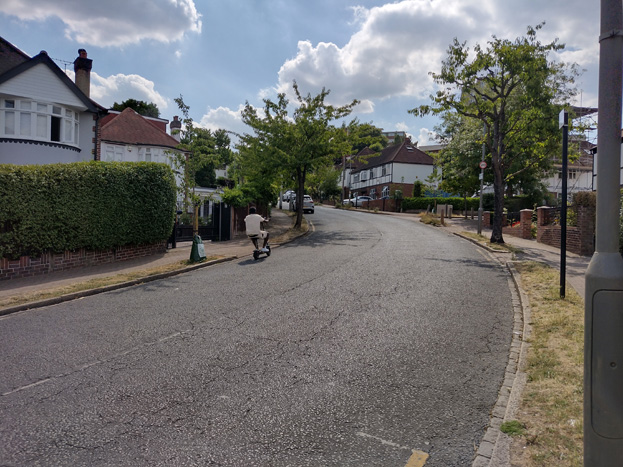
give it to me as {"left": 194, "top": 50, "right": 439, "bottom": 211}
{"left": 584, "top": 1, "right": 623, "bottom": 464}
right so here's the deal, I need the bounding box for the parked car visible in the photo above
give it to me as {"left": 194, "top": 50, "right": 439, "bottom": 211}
{"left": 344, "top": 195, "right": 372, "bottom": 207}
{"left": 293, "top": 194, "right": 315, "bottom": 213}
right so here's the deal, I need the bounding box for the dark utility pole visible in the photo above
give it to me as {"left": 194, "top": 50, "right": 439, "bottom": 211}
{"left": 584, "top": 1, "right": 623, "bottom": 464}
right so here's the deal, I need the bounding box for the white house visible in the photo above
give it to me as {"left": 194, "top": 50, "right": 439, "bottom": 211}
{"left": 0, "top": 37, "right": 106, "bottom": 164}
{"left": 341, "top": 139, "right": 436, "bottom": 199}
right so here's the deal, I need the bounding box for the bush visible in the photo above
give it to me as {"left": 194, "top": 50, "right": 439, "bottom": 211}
{"left": 0, "top": 162, "right": 177, "bottom": 260}
{"left": 401, "top": 197, "right": 481, "bottom": 212}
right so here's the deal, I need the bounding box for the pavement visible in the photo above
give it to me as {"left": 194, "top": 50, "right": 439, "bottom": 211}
{"left": 0, "top": 206, "right": 593, "bottom": 466}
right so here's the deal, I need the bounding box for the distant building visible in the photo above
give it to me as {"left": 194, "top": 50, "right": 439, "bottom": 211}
{"left": 340, "top": 139, "right": 436, "bottom": 199}
{"left": 381, "top": 131, "right": 407, "bottom": 145}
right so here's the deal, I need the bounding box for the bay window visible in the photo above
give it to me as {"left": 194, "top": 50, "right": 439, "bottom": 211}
{"left": 0, "top": 98, "right": 79, "bottom": 146}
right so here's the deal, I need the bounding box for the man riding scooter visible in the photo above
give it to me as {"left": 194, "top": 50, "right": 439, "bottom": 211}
{"left": 244, "top": 207, "right": 270, "bottom": 258}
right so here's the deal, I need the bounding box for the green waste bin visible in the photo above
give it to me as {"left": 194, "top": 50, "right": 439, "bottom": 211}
{"left": 190, "top": 235, "right": 206, "bottom": 262}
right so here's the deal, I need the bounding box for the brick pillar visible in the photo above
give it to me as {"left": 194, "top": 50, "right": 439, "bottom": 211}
{"left": 520, "top": 209, "right": 533, "bottom": 239}
{"left": 537, "top": 206, "right": 550, "bottom": 226}
{"left": 483, "top": 211, "right": 491, "bottom": 228}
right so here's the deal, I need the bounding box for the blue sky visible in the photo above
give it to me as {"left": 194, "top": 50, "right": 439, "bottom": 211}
{"left": 1, "top": 0, "right": 600, "bottom": 146}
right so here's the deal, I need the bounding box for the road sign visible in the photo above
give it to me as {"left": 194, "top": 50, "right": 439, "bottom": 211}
{"left": 479, "top": 161, "right": 487, "bottom": 169}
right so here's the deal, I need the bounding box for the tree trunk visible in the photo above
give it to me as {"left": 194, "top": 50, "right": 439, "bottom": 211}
{"left": 490, "top": 151, "right": 505, "bottom": 244}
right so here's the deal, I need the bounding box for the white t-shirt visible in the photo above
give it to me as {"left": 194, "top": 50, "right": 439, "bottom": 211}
{"left": 244, "top": 213, "right": 265, "bottom": 236}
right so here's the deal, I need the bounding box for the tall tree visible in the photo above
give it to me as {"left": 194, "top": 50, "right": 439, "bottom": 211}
{"left": 410, "top": 23, "right": 578, "bottom": 243}
{"left": 435, "top": 112, "right": 485, "bottom": 207}
{"left": 111, "top": 98, "right": 160, "bottom": 118}
{"left": 240, "top": 81, "right": 358, "bottom": 228}
{"left": 171, "top": 96, "right": 232, "bottom": 211}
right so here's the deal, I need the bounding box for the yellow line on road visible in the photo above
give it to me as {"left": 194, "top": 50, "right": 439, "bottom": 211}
{"left": 405, "top": 449, "right": 429, "bottom": 467}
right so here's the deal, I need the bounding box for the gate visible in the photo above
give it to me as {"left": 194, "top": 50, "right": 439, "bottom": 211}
{"left": 171, "top": 201, "right": 231, "bottom": 244}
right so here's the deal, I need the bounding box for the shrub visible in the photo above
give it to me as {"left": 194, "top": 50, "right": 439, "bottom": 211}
{"left": 0, "top": 162, "right": 177, "bottom": 260}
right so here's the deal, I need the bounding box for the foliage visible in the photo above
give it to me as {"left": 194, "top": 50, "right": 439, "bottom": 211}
{"left": 435, "top": 113, "right": 485, "bottom": 198}
{"left": 111, "top": 98, "right": 160, "bottom": 118}
{"left": 239, "top": 81, "right": 358, "bottom": 228}
{"left": 170, "top": 96, "right": 233, "bottom": 209}
{"left": 402, "top": 196, "right": 480, "bottom": 211}
{"left": 306, "top": 165, "right": 341, "bottom": 201}
{"left": 413, "top": 180, "right": 424, "bottom": 197}
{"left": 410, "top": 23, "right": 579, "bottom": 243}
{"left": 340, "top": 120, "right": 388, "bottom": 155}
{"left": 573, "top": 190, "right": 596, "bottom": 208}
{"left": 0, "top": 162, "right": 177, "bottom": 260}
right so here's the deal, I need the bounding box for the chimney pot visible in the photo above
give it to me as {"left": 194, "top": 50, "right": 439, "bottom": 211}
{"left": 73, "top": 49, "right": 92, "bottom": 98}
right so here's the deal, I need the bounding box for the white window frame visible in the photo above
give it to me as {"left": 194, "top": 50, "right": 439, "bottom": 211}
{"left": 0, "top": 98, "right": 79, "bottom": 146}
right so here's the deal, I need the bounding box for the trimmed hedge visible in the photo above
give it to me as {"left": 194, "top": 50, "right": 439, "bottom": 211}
{"left": 0, "top": 162, "right": 177, "bottom": 260}
{"left": 401, "top": 196, "right": 481, "bottom": 211}
{"left": 401, "top": 194, "right": 539, "bottom": 213}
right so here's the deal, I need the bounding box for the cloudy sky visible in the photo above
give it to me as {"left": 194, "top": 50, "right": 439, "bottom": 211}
{"left": 0, "top": 0, "right": 600, "bottom": 146}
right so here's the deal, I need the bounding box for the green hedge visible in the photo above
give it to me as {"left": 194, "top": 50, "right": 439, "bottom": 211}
{"left": 0, "top": 162, "right": 177, "bottom": 260}
{"left": 401, "top": 194, "right": 539, "bottom": 213}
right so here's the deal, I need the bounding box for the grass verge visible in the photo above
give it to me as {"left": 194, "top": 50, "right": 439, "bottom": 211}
{"left": 511, "top": 261, "right": 584, "bottom": 466}
{"left": 419, "top": 212, "right": 443, "bottom": 226}
{"left": 460, "top": 231, "right": 522, "bottom": 254}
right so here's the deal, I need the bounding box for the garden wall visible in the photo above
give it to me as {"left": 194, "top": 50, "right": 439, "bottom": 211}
{"left": 0, "top": 242, "right": 166, "bottom": 281}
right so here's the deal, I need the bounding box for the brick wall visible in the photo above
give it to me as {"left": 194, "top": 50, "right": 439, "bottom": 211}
{"left": 536, "top": 205, "right": 594, "bottom": 256}
{"left": 0, "top": 242, "right": 166, "bottom": 281}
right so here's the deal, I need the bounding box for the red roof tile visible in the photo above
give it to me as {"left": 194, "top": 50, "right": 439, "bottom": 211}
{"left": 100, "top": 108, "right": 179, "bottom": 149}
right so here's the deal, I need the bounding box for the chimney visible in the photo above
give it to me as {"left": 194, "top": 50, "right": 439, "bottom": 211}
{"left": 73, "top": 49, "right": 92, "bottom": 98}
{"left": 170, "top": 115, "right": 182, "bottom": 142}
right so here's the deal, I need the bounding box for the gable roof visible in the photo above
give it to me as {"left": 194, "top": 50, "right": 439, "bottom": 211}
{"left": 0, "top": 38, "right": 104, "bottom": 114}
{"left": 101, "top": 107, "right": 181, "bottom": 149}
{"left": 350, "top": 141, "right": 434, "bottom": 172}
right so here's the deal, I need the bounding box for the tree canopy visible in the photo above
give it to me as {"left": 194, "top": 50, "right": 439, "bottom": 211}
{"left": 410, "top": 23, "right": 579, "bottom": 243}
{"left": 111, "top": 99, "right": 160, "bottom": 118}
{"left": 239, "top": 81, "right": 359, "bottom": 228}
{"left": 171, "top": 96, "right": 233, "bottom": 210}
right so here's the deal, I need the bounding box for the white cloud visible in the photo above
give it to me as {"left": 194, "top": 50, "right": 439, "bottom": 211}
{"left": 86, "top": 72, "right": 169, "bottom": 110}
{"left": 199, "top": 105, "right": 247, "bottom": 138}
{"left": 416, "top": 128, "right": 437, "bottom": 146}
{"left": 1, "top": 0, "right": 201, "bottom": 46}
{"left": 276, "top": 0, "right": 599, "bottom": 114}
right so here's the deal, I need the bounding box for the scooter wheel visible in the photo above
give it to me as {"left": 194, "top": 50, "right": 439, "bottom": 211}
{"left": 266, "top": 245, "right": 271, "bottom": 257}
{"left": 253, "top": 251, "right": 260, "bottom": 260}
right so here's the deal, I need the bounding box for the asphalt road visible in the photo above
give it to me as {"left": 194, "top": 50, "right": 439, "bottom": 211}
{"left": 0, "top": 206, "right": 513, "bottom": 466}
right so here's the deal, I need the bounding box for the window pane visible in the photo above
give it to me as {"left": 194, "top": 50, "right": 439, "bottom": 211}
{"left": 5, "top": 100, "right": 15, "bottom": 109}
{"left": 52, "top": 106, "right": 61, "bottom": 115}
{"left": 20, "top": 101, "right": 32, "bottom": 110}
{"left": 37, "top": 103, "right": 47, "bottom": 112}
{"left": 36, "top": 114, "right": 47, "bottom": 138}
{"left": 51, "top": 116, "right": 61, "bottom": 142}
{"left": 4, "top": 111, "right": 15, "bottom": 134}
{"left": 75, "top": 122, "right": 79, "bottom": 144}
{"left": 20, "top": 113, "right": 31, "bottom": 136}
{"left": 65, "top": 109, "right": 73, "bottom": 118}
{"left": 64, "top": 119, "right": 72, "bottom": 142}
